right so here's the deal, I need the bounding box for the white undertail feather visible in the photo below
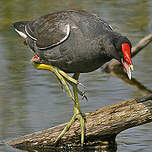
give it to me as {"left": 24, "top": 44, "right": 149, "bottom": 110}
{"left": 15, "top": 29, "right": 27, "bottom": 39}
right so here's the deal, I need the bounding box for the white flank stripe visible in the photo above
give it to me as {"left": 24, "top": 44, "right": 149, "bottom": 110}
{"left": 57, "top": 24, "right": 70, "bottom": 44}
{"left": 38, "top": 24, "right": 70, "bottom": 49}
{"left": 25, "top": 25, "right": 37, "bottom": 41}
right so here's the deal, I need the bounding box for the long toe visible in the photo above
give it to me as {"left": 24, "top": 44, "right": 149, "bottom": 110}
{"left": 55, "top": 113, "right": 77, "bottom": 145}
{"left": 75, "top": 112, "right": 85, "bottom": 146}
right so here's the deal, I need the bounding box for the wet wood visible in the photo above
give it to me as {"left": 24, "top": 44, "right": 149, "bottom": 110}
{"left": 132, "top": 34, "right": 152, "bottom": 57}
{"left": 5, "top": 94, "right": 152, "bottom": 151}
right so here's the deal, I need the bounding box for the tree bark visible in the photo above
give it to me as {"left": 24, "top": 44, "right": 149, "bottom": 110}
{"left": 5, "top": 95, "right": 152, "bottom": 151}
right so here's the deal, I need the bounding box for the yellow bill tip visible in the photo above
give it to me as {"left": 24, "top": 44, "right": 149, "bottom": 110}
{"left": 130, "top": 65, "right": 134, "bottom": 71}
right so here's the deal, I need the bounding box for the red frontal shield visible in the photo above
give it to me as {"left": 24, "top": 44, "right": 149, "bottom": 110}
{"left": 121, "top": 43, "right": 133, "bottom": 79}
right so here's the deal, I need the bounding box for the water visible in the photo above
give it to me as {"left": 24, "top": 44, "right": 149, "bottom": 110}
{"left": 0, "top": 0, "right": 152, "bottom": 151}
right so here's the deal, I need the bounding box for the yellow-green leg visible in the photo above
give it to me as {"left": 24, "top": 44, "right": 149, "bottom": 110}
{"left": 32, "top": 62, "right": 86, "bottom": 146}
{"left": 72, "top": 73, "right": 85, "bottom": 146}
{"left": 32, "top": 63, "right": 74, "bottom": 100}
{"left": 32, "top": 62, "right": 86, "bottom": 100}
{"left": 55, "top": 73, "right": 85, "bottom": 146}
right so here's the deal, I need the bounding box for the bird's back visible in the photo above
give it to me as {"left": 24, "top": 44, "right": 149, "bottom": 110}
{"left": 43, "top": 10, "right": 114, "bottom": 72}
{"left": 14, "top": 10, "right": 115, "bottom": 73}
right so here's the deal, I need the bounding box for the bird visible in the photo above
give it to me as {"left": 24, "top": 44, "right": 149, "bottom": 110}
{"left": 13, "top": 10, "right": 133, "bottom": 146}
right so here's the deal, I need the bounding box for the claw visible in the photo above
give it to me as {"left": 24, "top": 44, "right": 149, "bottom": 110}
{"left": 77, "top": 89, "right": 88, "bottom": 101}
{"left": 82, "top": 92, "right": 88, "bottom": 101}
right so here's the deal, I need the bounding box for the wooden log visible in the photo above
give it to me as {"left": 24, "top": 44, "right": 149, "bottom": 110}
{"left": 132, "top": 34, "right": 152, "bottom": 57}
{"left": 5, "top": 94, "right": 152, "bottom": 151}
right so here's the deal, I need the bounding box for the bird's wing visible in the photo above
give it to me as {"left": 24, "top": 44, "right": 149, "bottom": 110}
{"left": 25, "top": 13, "right": 70, "bottom": 50}
{"left": 98, "top": 18, "right": 113, "bottom": 31}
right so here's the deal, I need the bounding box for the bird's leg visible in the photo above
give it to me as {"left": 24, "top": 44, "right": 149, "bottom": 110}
{"left": 72, "top": 73, "right": 85, "bottom": 146}
{"left": 32, "top": 62, "right": 86, "bottom": 146}
{"left": 57, "top": 69, "right": 85, "bottom": 87}
{"left": 32, "top": 61, "right": 86, "bottom": 100}
{"left": 55, "top": 73, "right": 86, "bottom": 146}
{"left": 32, "top": 62, "right": 74, "bottom": 101}
{"left": 57, "top": 69, "right": 87, "bottom": 101}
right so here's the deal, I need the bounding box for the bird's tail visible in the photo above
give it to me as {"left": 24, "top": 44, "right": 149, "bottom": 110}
{"left": 13, "top": 21, "right": 29, "bottom": 39}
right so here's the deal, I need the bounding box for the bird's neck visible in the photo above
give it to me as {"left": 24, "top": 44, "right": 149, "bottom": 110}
{"left": 98, "top": 31, "right": 122, "bottom": 62}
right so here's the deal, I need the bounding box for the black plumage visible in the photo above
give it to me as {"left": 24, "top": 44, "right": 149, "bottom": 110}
{"left": 13, "top": 10, "right": 131, "bottom": 73}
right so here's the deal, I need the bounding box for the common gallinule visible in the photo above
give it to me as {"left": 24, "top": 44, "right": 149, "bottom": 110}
{"left": 13, "top": 10, "right": 133, "bottom": 146}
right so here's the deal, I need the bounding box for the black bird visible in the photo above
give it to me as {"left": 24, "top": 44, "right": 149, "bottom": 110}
{"left": 13, "top": 10, "right": 133, "bottom": 146}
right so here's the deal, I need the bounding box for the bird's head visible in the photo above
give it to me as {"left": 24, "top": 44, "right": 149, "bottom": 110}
{"left": 112, "top": 36, "right": 133, "bottom": 79}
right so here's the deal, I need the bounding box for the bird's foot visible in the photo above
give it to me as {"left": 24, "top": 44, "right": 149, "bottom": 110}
{"left": 57, "top": 68, "right": 85, "bottom": 88}
{"left": 32, "top": 61, "right": 87, "bottom": 101}
{"left": 55, "top": 106, "right": 85, "bottom": 146}
{"left": 32, "top": 60, "right": 87, "bottom": 146}
{"left": 32, "top": 61, "right": 74, "bottom": 100}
